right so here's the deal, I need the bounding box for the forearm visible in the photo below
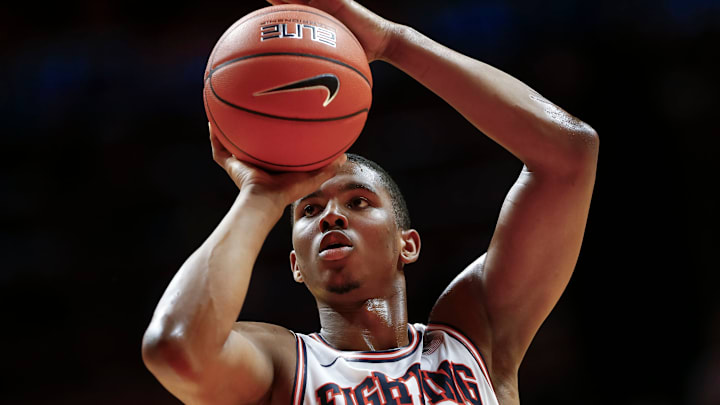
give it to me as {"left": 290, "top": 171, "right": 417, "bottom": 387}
{"left": 384, "top": 25, "right": 598, "bottom": 171}
{"left": 144, "top": 190, "right": 284, "bottom": 365}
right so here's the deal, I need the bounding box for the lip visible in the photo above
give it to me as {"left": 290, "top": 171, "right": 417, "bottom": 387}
{"left": 318, "top": 231, "right": 354, "bottom": 261}
{"left": 319, "top": 246, "right": 353, "bottom": 261}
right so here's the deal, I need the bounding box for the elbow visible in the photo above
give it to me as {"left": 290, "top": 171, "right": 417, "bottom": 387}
{"left": 547, "top": 121, "right": 599, "bottom": 176}
{"left": 581, "top": 124, "right": 599, "bottom": 156}
{"left": 569, "top": 124, "right": 599, "bottom": 165}
{"left": 142, "top": 322, "right": 199, "bottom": 381}
{"left": 572, "top": 125, "right": 599, "bottom": 172}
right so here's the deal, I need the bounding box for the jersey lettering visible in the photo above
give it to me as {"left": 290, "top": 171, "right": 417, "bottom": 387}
{"left": 355, "top": 376, "right": 385, "bottom": 405}
{"left": 314, "top": 361, "right": 480, "bottom": 405}
{"left": 424, "top": 360, "right": 469, "bottom": 403}
{"left": 342, "top": 387, "right": 357, "bottom": 405}
{"left": 317, "top": 383, "right": 342, "bottom": 405}
{"left": 452, "top": 363, "right": 482, "bottom": 405}
{"left": 373, "top": 372, "right": 413, "bottom": 405}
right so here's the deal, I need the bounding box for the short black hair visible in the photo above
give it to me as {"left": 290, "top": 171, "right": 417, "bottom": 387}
{"left": 289, "top": 153, "right": 411, "bottom": 230}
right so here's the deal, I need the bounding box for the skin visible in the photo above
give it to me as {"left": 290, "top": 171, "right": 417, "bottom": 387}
{"left": 142, "top": 1, "right": 599, "bottom": 404}
{"left": 289, "top": 163, "right": 420, "bottom": 351}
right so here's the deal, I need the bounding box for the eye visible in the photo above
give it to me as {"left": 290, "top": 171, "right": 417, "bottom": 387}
{"left": 349, "top": 197, "right": 369, "bottom": 209}
{"left": 303, "top": 204, "right": 320, "bottom": 217}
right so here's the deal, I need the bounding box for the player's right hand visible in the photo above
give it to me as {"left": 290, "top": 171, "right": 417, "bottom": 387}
{"left": 209, "top": 123, "right": 346, "bottom": 209}
{"left": 265, "top": 0, "right": 398, "bottom": 63}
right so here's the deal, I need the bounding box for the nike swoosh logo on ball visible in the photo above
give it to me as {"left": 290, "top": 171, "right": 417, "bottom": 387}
{"left": 253, "top": 74, "right": 340, "bottom": 107}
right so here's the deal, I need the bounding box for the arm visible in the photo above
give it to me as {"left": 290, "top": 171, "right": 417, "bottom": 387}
{"left": 385, "top": 23, "right": 598, "bottom": 378}
{"left": 271, "top": 0, "right": 598, "bottom": 394}
{"left": 141, "top": 127, "right": 345, "bottom": 404}
{"left": 384, "top": 13, "right": 598, "bottom": 372}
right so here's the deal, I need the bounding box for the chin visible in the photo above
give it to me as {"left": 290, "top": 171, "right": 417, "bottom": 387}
{"left": 326, "top": 281, "right": 361, "bottom": 295}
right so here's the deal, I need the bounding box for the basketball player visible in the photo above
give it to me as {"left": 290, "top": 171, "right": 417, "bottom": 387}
{"left": 142, "top": 0, "right": 599, "bottom": 404}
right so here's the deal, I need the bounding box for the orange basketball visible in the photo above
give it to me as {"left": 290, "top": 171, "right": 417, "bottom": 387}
{"left": 203, "top": 5, "right": 372, "bottom": 171}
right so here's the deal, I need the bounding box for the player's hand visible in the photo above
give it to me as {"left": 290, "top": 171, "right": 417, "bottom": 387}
{"left": 209, "top": 123, "right": 346, "bottom": 208}
{"left": 265, "top": 0, "right": 398, "bottom": 62}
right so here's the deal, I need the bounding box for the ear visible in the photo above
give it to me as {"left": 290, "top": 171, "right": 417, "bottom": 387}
{"left": 399, "top": 229, "right": 421, "bottom": 265}
{"left": 289, "top": 250, "right": 304, "bottom": 283}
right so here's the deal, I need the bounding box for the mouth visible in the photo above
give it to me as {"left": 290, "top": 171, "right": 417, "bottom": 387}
{"left": 319, "top": 231, "right": 354, "bottom": 261}
{"left": 320, "top": 243, "right": 351, "bottom": 252}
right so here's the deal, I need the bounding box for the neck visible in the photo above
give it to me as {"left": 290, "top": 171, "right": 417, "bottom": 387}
{"left": 316, "top": 282, "right": 409, "bottom": 351}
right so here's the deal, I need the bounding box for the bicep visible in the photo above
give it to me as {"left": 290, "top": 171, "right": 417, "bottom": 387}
{"left": 144, "top": 323, "right": 282, "bottom": 405}
{"left": 482, "top": 166, "right": 595, "bottom": 351}
{"left": 430, "top": 164, "right": 596, "bottom": 371}
{"left": 213, "top": 327, "right": 277, "bottom": 402}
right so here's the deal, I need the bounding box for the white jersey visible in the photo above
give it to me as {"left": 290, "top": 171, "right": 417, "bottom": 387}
{"left": 291, "top": 323, "right": 499, "bottom": 405}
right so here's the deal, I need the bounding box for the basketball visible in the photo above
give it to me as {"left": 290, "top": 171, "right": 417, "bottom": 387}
{"left": 203, "top": 5, "right": 372, "bottom": 172}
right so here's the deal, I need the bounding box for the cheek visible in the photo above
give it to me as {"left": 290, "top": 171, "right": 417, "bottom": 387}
{"left": 292, "top": 225, "right": 315, "bottom": 263}
{"left": 362, "top": 213, "right": 400, "bottom": 255}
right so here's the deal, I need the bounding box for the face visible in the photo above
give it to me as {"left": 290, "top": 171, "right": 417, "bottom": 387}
{"left": 289, "top": 162, "right": 419, "bottom": 303}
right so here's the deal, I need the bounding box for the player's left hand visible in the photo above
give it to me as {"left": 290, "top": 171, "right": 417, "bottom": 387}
{"left": 209, "top": 123, "right": 346, "bottom": 211}
{"left": 265, "top": 0, "right": 399, "bottom": 62}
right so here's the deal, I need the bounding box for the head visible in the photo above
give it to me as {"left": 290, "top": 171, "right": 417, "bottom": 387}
{"left": 288, "top": 154, "right": 421, "bottom": 303}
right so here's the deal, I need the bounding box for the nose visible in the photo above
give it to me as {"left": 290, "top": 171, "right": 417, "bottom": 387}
{"left": 319, "top": 202, "right": 348, "bottom": 232}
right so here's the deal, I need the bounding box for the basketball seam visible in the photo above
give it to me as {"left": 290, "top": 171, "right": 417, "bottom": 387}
{"left": 208, "top": 7, "right": 367, "bottom": 78}
{"left": 206, "top": 52, "right": 372, "bottom": 122}
{"left": 205, "top": 90, "right": 360, "bottom": 168}
{"left": 207, "top": 52, "right": 371, "bottom": 86}
{"left": 209, "top": 75, "right": 369, "bottom": 121}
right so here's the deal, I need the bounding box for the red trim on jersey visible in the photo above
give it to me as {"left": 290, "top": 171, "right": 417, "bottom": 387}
{"left": 426, "top": 323, "right": 494, "bottom": 391}
{"left": 309, "top": 324, "right": 420, "bottom": 361}
{"left": 293, "top": 335, "right": 307, "bottom": 405}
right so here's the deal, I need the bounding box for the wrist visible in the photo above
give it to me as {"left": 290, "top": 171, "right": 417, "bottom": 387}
{"left": 235, "top": 187, "right": 287, "bottom": 222}
{"left": 379, "top": 23, "right": 419, "bottom": 65}
{"left": 375, "top": 20, "right": 402, "bottom": 64}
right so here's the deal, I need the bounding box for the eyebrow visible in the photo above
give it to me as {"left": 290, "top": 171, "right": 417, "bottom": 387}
{"left": 296, "top": 182, "right": 379, "bottom": 206}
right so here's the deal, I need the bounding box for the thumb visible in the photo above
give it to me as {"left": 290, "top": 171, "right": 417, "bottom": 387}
{"left": 282, "top": 154, "right": 348, "bottom": 201}
{"left": 265, "top": 0, "right": 346, "bottom": 15}
{"left": 265, "top": 0, "right": 309, "bottom": 5}
{"left": 299, "top": 154, "right": 348, "bottom": 187}
{"left": 209, "top": 122, "right": 233, "bottom": 165}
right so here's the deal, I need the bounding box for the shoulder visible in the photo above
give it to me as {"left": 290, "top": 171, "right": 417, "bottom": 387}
{"left": 428, "top": 255, "right": 493, "bottom": 360}
{"left": 232, "top": 322, "right": 302, "bottom": 405}
{"left": 422, "top": 323, "right": 492, "bottom": 378}
{"left": 418, "top": 323, "right": 504, "bottom": 405}
{"left": 232, "top": 321, "right": 298, "bottom": 359}
{"left": 232, "top": 321, "right": 296, "bottom": 340}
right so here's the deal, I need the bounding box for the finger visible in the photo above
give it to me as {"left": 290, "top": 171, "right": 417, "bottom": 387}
{"left": 333, "top": 153, "right": 348, "bottom": 166}
{"left": 299, "top": 154, "right": 348, "bottom": 187}
{"left": 307, "top": 0, "right": 347, "bottom": 15}
{"left": 208, "top": 123, "right": 233, "bottom": 164}
{"left": 266, "top": 0, "right": 305, "bottom": 4}
{"left": 322, "top": 153, "right": 348, "bottom": 172}
{"left": 275, "top": 155, "right": 344, "bottom": 201}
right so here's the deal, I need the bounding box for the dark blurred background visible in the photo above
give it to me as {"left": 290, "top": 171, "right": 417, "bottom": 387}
{"left": 1, "top": 0, "right": 718, "bottom": 403}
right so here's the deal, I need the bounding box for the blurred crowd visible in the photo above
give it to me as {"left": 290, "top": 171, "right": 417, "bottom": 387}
{"left": 1, "top": 1, "right": 717, "bottom": 403}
